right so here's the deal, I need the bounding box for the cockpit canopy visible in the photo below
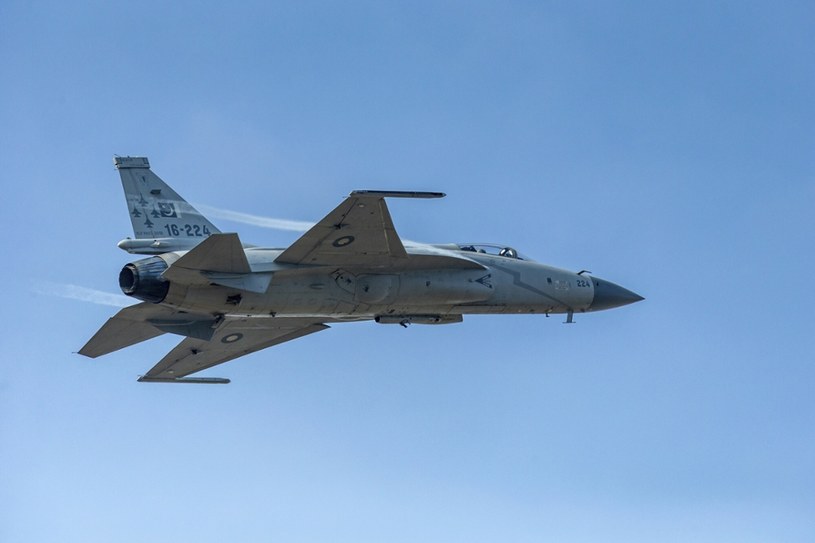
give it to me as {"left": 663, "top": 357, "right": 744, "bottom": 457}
{"left": 456, "top": 243, "right": 530, "bottom": 260}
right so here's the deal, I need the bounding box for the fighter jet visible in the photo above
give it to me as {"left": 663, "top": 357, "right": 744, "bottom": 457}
{"left": 80, "top": 156, "right": 643, "bottom": 383}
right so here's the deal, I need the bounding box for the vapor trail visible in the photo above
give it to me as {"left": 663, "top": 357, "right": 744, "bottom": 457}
{"left": 194, "top": 204, "right": 313, "bottom": 232}
{"left": 35, "top": 282, "right": 135, "bottom": 308}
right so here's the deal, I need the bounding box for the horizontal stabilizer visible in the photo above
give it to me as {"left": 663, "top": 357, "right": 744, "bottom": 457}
{"left": 80, "top": 303, "right": 221, "bottom": 358}
{"left": 79, "top": 303, "right": 167, "bottom": 358}
{"left": 170, "top": 233, "right": 250, "bottom": 273}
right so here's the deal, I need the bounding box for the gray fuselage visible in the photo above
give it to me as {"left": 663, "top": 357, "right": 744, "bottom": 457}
{"left": 137, "top": 243, "right": 636, "bottom": 322}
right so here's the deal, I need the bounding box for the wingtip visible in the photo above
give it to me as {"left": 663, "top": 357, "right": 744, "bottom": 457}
{"left": 137, "top": 376, "right": 231, "bottom": 384}
{"left": 350, "top": 190, "right": 445, "bottom": 199}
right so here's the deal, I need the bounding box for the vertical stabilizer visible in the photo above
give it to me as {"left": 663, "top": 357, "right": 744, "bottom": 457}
{"left": 115, "top": 156, "right": 220, "bottom": 241}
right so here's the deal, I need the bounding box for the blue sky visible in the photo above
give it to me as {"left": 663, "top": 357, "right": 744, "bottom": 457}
{"left": 1, "top": 2, "right": 813, "bottom": 541}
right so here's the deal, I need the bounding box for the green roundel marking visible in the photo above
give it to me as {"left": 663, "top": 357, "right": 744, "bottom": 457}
{"left": 221, "top": 333, "right": 243, "bottom": 344}
{"left": 332, "top": 235, "right": 355, "bottom": 247}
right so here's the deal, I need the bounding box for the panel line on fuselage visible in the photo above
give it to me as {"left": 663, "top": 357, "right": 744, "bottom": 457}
{"left": 486, "top": 261, "right": 571, "bottom": 308}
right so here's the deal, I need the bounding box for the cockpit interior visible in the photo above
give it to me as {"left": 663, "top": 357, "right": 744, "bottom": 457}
{"left": 456, "top": 243, "right": 529, "bottom": 260}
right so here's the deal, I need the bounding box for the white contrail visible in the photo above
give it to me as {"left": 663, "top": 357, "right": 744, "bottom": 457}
{"left": 35, "top": 282, "right": 135, "bottom": 308}
{"left": 194, "top": 204, "right": 313, "bottom": 232}
{"left": 195, "top": 203, "right": 421, "bottom": 244}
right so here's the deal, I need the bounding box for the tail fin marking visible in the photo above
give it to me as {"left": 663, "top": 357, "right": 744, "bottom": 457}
{"left": 114, "top": 156, "right": 220, "bottom": 241}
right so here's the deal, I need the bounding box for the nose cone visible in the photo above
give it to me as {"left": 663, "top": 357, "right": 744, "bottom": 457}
{"left": 589, "top": 277, "right": 644, "bottom": 311}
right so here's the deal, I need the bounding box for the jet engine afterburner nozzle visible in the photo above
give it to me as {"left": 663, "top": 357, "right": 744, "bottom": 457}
{"left": 119, "top": 256, "right": 170, "bottom": 303}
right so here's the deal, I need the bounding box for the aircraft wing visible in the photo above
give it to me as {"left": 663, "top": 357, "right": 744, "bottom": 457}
{"left": 137, "top": 317, "right": 329, "bottom": 383}
{"left": 275, "top": 190, "right": 444, "bottom": 267}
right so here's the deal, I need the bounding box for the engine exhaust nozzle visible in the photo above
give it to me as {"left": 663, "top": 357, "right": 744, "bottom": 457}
{"left": 119, "top": 256, "right": 169, "bottom": 303}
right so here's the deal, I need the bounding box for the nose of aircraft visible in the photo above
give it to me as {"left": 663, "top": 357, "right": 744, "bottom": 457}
{"left": 589, "top": 277, "right": 644, "bottom": 311}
